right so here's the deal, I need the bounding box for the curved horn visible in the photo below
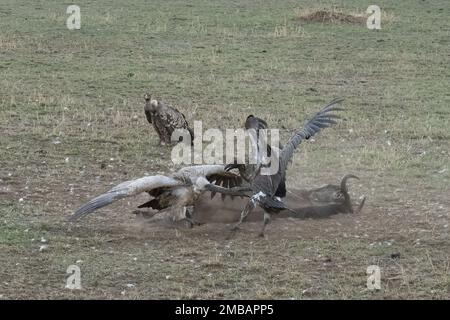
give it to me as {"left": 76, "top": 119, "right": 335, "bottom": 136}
{"left": 355, "top": 196, "right": 366, "bottom": 214}
{"left": 69, "top": 175, "right": 183, "bottom": 221}
{"left": 340, "top": 174, "right": 359, "bottom": 192}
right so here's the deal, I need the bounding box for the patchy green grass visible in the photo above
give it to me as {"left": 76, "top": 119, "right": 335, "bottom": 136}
{"left": 0, "top": 0, "right": 449, "bottom": 299}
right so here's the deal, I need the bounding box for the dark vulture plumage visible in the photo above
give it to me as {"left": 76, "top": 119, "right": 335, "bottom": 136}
{"left": 144, "top": 93, "right": 194, "bottom": 145}
{"left": 205, "top": 98, "right": 345, "bottom": 236}
{"left": 224, "top": 114, "right": 286, "bottom": 198}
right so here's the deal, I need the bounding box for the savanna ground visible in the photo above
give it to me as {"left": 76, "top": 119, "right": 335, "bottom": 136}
{"left": 0, "top": 0, "right": 449, "bottom": 299}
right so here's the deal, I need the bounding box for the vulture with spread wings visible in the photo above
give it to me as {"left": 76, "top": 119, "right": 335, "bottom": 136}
{"left": 205, "top": 98, "right": 345, "bottom": 236}
{"left": 69, "top": 165, "right": 244, "bottom": 226}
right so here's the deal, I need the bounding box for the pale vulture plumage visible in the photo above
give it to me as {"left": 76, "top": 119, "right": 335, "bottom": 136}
{"left": 69, "top": 165, "right": 244, "bottom": 225}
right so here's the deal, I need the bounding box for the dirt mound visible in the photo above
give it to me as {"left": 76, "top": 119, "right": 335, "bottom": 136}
{"left": 296, "top": 9, "right": 366, "bottom": 24}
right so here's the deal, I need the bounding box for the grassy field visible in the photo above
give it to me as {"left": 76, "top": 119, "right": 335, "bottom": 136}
{"left": 0, "top": 0, "right": 449, "bottom": 299}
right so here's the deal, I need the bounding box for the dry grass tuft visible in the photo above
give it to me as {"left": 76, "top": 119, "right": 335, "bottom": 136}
{"left": 294, "top": 7, "right": 395, "bottom": 25}
{"left": 295, "top": 7, "right": 366, "bottom": 24}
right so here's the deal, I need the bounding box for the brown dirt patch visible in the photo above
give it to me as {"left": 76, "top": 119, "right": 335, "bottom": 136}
{"left": 296, "top": 9, "right": 366, "bottom": 24}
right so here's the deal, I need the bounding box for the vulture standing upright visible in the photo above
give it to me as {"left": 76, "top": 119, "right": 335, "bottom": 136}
{"left": 144, "top": 93, "right": 194, "bottom": 145}
{"left": 223, "top": 114, "right": 286, "bottom": 198}
{"left": 205, "top": 98, "right": 345, "bottom": 236}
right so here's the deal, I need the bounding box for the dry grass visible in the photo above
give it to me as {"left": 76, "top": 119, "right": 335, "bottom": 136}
{"left": 295, "top": 7, "right": 396, "bottom": 25}
{"left": 0, "top": 0, "right": 449, "bottom": 299}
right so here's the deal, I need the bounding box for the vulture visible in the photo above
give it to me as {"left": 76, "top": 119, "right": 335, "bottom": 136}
{"left": 223, "top": 115, "right": 268, "bottom": 183}
{"left": 222, "top": 115, "right": 286, "bottom": 198}
{"left": 69, "top": 165, "right": 245, "bottom": 226}
{"left": 205, "top": 98, "right": 345, "bottom": 236}
{"left": 144, "top": 93, "right": 194, "bottom": 145}
{"left": 223, "top": 114, "right": 286, "bottom": 198}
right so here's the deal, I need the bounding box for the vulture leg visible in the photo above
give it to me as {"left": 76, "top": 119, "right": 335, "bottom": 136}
{"left": 231, "top": 199, "right": 255, "bottom": 231}
{"left": 183, "top": 205, "right": 203, "bottom": 227}
{"left": 258, "top": 212, "right": 271, "bottom": 237}
{"left": 355, "top": 197, "right": 366, "bottom": 214}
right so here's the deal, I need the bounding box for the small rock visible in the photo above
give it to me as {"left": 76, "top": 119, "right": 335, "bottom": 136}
{"left": 39, "top": 245, "right": 48, "bottom": 252}
{"left": 226, "top": 252, "right": 235, "bottom": 258}
{"left": 390, "top": 252, "right": 401, "bottom": 259}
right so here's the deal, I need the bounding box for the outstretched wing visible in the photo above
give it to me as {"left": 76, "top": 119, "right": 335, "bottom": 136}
{"left": 249, "top": 98, "right": 343, "bottom": 197}
{"left": 207, "top": 171, "right": 245, "bottom": 200}
{"left": 175, "top": 164, "right": 226, "bottom": 180}
{"left": 174, "top": 165, "right": 246, "bottom": 200}
{"left": 69, "top": 175, "right": 184, "bottom": 221}
{"left": 279, "top": 98, "right": 344, "bottom": 177}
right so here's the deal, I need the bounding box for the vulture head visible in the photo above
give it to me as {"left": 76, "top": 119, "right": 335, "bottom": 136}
{"left": 144, "top": 93, "right": 158, "bottom": 111}
{"left": 245, "top": 115, "right": 268, "bottom": 131}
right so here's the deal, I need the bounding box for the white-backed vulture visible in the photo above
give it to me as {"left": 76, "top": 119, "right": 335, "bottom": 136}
{"left": 69, "top": 165, "right": 245, "bottom": 225}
